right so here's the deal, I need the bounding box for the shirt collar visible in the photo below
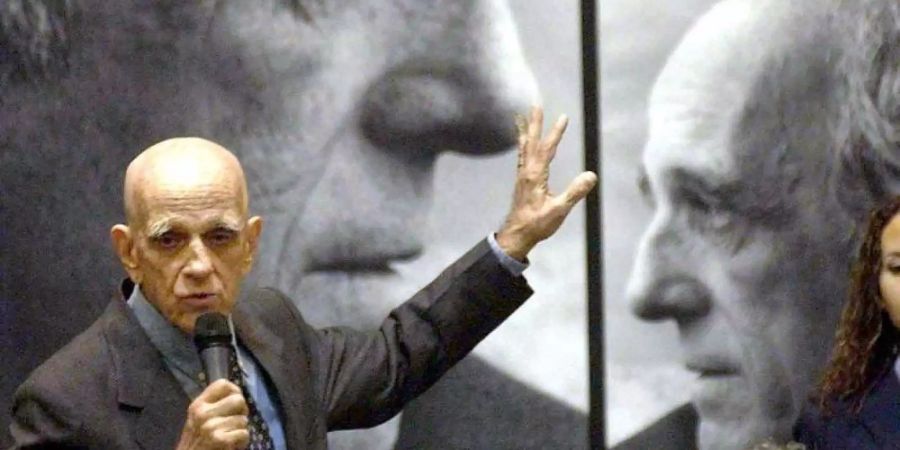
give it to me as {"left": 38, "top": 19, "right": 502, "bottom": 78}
{"left": 127, "top": 285, "right": 206, "bottom": 384}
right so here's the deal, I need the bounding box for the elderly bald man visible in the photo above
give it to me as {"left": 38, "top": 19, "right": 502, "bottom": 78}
{"left": 9, "top": 107, "right": 596, "bottom": 449}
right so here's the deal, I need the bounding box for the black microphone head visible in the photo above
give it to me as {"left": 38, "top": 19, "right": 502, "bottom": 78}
{"left": 193, "top": 312, "right": 232, "bottom": 350}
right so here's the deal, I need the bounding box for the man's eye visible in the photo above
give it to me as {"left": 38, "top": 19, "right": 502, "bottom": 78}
{"left": 888, "top": 265, "right": 900, "bottom": 274}
{"left": 208, "top": 230, "right": 236, "bottom": 245}
{"left": 155, "top": 234, "right": 181, "bottom": 249}
{"left": 682, "top": 190, "right": 713, "bottom": 215}
{"left": 681, "top": 190, "right": 732, "bottom": 232}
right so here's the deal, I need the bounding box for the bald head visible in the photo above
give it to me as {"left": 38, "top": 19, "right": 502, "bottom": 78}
{"left": 645, "top": 0, "right": 842, "bottom": 218}
{"left": 123, "top": 137, "right": 249, "bottom": 227}
{"left": 652, "top": 0, "right": 838, "bottom": 123}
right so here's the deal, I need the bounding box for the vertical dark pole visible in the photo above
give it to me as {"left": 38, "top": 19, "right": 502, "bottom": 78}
{"left": 580, "top": 0, "right": 604, "bottom": 448}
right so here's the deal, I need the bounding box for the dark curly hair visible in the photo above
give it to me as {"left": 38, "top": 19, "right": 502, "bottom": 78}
{"left": 818, "top": 196, "right": 900, "bottom": 413}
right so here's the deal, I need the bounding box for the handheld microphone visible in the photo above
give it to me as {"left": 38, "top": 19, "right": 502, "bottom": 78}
{"left": 193, "top": 312, "right": 233, "bottom": 384}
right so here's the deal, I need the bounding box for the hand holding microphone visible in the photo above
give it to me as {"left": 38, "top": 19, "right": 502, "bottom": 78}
{"left": 176, "top": 313, "right": 250, "bottom": 450}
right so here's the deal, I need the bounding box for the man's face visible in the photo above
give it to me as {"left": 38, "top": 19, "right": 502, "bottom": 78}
{"left": 128, "top": 173, "right": 258, "bottom": 334}
{"left": 21, "top": 0, "right": 537, "bottom": 326}
{"left": 626, "top": 4, "right": 851, "bottom": 448}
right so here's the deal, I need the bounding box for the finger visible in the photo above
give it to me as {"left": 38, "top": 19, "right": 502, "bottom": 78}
{"left": 517, "top": 141, "right": 526, "bottom": 170}
{"left": 514, "top": 114, "right": 528, "bottom": 140}
{"left": 543, "top": 114, "right": 569, "bottom": 161}
{"left": 205, "top": 392, "right": 249, "bottom": 418}
{"left": 514, "top": 114, "right": 527, "bottom": 169}
{"left": 200, "top": 416, "right": 248, "bottom": 450}
{"left": 198, "top": 379, "right": 242, "bottom": 403}
{"left": 527, "top": 105, "right": 543, "bottom": 143}
{"left": 560, "top": 171, "right": 598, "bottom": 207}
{"left": 213, "top": 428, "right": 250, "bottom": 449}
{"left": 205, "top": 414, "right": 249, "bottom": 432}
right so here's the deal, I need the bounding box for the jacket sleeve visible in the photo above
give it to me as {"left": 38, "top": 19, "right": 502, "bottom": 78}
{"left": 8, "top": 381, "right": 84, "bottom": 449}
{"left": 305, "top": 239, "right": 533, "bottom": 430}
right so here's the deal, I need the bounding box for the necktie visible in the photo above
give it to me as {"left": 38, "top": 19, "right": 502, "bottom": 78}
{"left": 229, "top": 352, "right": 275, "bottom": 450}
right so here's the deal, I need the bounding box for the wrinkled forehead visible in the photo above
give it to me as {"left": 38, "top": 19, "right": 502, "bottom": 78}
{"left": 140, "top": 177, "right": 245, "bottom": 209}
{"left": 131, "top": 154, "right": 248, "bottom": 220}
{"left": 135, "top": 181, "right": 246, "bottom": 235}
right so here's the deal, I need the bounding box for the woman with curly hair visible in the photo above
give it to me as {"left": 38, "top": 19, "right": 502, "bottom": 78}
{"left": 794, "top": 197, "right": 900, "bottom": 448}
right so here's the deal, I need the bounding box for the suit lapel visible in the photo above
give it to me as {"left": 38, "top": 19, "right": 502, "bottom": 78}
{"left": 858, "top": 367, "right": 900, "bottom": 447}
{"left": 234, "top": 296, "right": 316, "bottom": 449}
{"left": 103, "top": 300, "right": 189, "bottom": 450}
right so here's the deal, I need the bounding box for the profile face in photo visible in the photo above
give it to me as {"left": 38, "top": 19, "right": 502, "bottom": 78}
{"left": 625, "top": 0, "right": 854, "bottom": 448}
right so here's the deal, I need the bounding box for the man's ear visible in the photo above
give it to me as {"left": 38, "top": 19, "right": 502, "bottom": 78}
{"left": 242, "top": 216, "right": 263, "bottom": 274}
{"left": 111, "top": 224, "right": 142, "bottom": 283}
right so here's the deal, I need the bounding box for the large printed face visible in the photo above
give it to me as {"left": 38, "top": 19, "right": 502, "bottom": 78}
{"left": 7, "top": 0, "right": 538, "bottom": 327}
{"left": 625, "top": 1, "right": 852, "bottom": 448}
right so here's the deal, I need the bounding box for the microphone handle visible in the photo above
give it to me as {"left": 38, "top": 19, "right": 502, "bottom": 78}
{"left": 200, "top": 344, "right": 233, "bottom": 383}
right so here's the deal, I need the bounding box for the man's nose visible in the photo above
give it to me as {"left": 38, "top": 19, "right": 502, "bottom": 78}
{"left": 183, "top": 240, "right": 214, "bottom": 279}
{"left": 625, "top": 218, "right": 711, "bottom": 322}
{"left": 359, "top": 0, "right": 540, "bottom": 157}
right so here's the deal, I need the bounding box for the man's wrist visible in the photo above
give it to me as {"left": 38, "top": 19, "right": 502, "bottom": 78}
{"left": 494, "top": 228, "right": 533, "bottom": 262}
{"left": 488, "top": 233, "right": 529, "bottom": 277}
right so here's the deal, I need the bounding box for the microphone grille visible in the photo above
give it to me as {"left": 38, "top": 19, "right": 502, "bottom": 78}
{"left": 193, "top": 312, "right": 231, "bottom": 349}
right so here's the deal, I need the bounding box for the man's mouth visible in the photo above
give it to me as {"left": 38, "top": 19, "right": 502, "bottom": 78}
{"left": 685, "top": 357, "right": 741, "bottom": 378}
{"left": 304, "top": 245, "right": 423, "bottom": 275}
{"left": 684, "top": 356, "right": 747, "bottom": 417}
{"left": 179, "top": 293, "right": 218, "bottom": 308}
{"left": 689, "top": 366, "right": 740, "bottom": 378}
{"left": 306, "top": 260, "right": 397, "bottom": 274}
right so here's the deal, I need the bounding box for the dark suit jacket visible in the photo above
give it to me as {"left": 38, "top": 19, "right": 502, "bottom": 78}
{"left": 794, "top": 367, "right": 900, "bottom": 449}
{"left": 9, "top": 240, "right": 531, "bottom": 449}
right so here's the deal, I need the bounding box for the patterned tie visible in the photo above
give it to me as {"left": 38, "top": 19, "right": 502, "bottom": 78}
{"left": 228, "top": 352, "right": 275, "bottom": 450}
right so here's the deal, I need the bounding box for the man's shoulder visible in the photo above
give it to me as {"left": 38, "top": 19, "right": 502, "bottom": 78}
{"left": 17, "top": 304, "right": 117, "bottom": 398}
{"left": 238, "top": 287, "right": 303, "bottom": 324}
{"left": 235, "top": 287, "right": 318, "bottom": 348}
{"left": 12, "top": 303, "right": 120, "bottom": 442}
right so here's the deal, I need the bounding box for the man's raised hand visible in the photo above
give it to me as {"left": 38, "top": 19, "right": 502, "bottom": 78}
{"left": 495, "top": 105, "right": 598, "bottom": 261}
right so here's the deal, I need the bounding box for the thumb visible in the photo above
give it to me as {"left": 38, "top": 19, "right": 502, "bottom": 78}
{"left": 561, "top": 171, "right": 598, "bottom": 207}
